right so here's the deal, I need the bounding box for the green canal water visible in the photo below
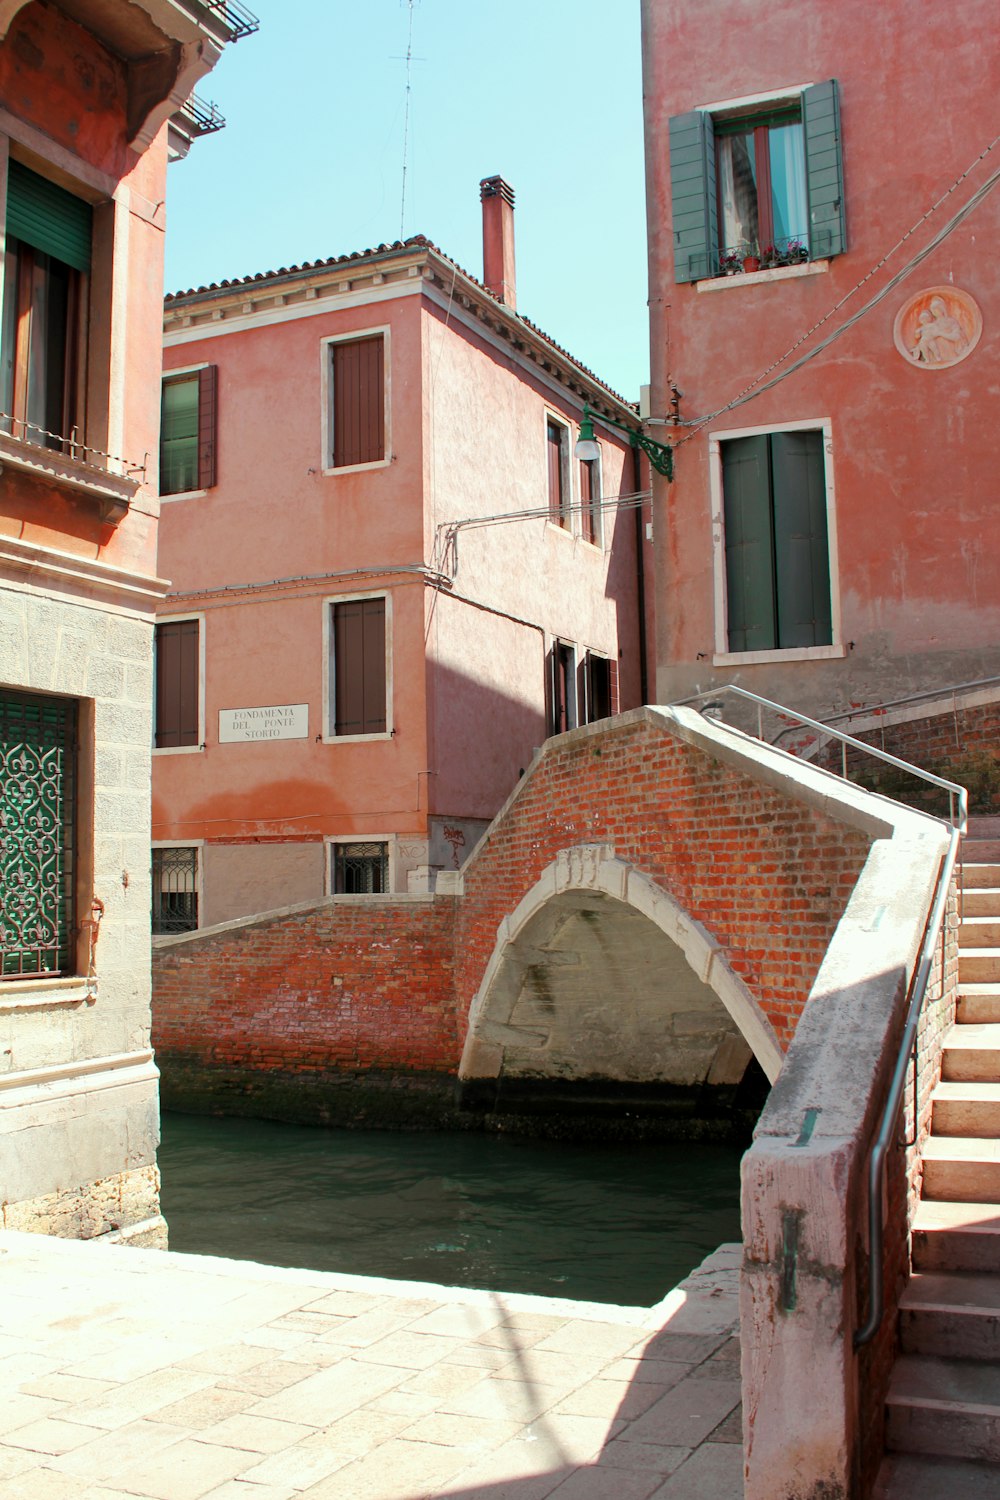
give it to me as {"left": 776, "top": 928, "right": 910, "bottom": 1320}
{"left": 158, "top": 1112, "right": 744, "bottom": 1306}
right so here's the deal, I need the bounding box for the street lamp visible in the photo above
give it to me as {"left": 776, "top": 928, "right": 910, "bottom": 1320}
{"left": 575, "top": 405, "right": 674, "bottom": 481}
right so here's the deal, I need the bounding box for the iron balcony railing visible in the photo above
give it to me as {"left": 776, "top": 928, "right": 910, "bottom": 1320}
{"left": 677, "top": 684, "right": 967, "bottom": 1351}
{"left": 194, "top": 0, "right": 259, "bottom": 41}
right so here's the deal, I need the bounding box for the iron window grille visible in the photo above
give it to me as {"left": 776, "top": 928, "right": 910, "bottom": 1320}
{"left": 152, "top": 847, "right": 198, "bottom": 934}
{"left": 332, "top": 841, "right": 388, "bottom": 895}
{"left": 0, "top": 689, "right": 77, "bottom": 979}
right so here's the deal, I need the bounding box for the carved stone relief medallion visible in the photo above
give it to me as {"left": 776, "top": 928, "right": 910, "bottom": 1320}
{"left": 893, "top": 285, "right": 982, "bottom": 369}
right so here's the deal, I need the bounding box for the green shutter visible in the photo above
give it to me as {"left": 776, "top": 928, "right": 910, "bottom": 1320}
{"left": 722, "top": 436, "right": 776, "bottom": 651}
{"left": 669, "top": 111, "right": 718, "bottom": 283}
{"left": 6, "top": 161, "right": 92, "bottom": 273}
{"left": 771, "top": 431, "right": 832, "bottom": 648}
{"left": 803, "top": 80, "right": 846, "bottom": 259}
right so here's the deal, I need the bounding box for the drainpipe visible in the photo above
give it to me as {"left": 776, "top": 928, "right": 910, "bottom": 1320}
{"left": 633, "top": 443, "right": 649, "bottom": 705}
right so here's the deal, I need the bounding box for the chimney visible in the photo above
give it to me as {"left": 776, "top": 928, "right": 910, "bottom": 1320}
{"left": 480, "top": 176, "right": 516, "bottom": 310}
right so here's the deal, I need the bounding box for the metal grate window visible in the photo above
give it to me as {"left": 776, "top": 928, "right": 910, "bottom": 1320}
{"left": 332, "top": 841, "right": 388, "bottom": 895}
{"left": 0, "top": 690, "right": 77, "bottom": 979}
{"left": 152, "top": 847, "right": 198, "bottom": 934}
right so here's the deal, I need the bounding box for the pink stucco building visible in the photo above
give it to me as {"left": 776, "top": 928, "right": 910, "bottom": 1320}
{"left": 0, "top": 0, "right": 247, "bottom": 1238}
{"left": 641, "top": 0, "right": 999, "bottom": 723}
{"left": 154, "top": 180, "right": 652, "bottom": 930}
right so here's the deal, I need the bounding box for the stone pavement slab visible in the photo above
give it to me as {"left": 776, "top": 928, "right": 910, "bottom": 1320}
{"left": 0, "top": 1232, "right": 743, "bottom": 1500}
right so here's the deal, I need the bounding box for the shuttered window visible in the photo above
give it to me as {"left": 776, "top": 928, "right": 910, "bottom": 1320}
{"left": 722, "top": 430, "right": 831, "bottom": 652}
{"left": 330, "top": 336, "right": 384, "bottom": 468}
{"left": 6, "top": 161, "right": 92, "bottom": 273}
{"left": 579, "top": 457, "right": 602, "bottom": 545}
{"left": 160, "top": 367, "right": 217, "bottom": 495}
{"left": 584, "top": 653, "right": 617, "bottom": 723}
{"left": 331, "top": 598, "right": 387, "bottom": 736}
{"left": 546, "top": 641, "right": 576, "bottom": 736}
{"left": 668, "top": 80, "right": 845, "bottom": 282}
{"left": 547, "top": 419, "right": 569, "bottom": 527}
{"left": 155, "top": 619, "right": 201, "bottom": 748}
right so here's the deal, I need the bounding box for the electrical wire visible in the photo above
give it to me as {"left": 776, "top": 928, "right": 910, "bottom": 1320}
{"left": 674, "top": 133, "right": 1000, "bottom": 446}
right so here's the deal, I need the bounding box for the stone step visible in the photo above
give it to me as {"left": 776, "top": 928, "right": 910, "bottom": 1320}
{"left": 960, "top": 988, "right": 1000, "bottom": 1024}
{"left": 901, "top": 1273, "right": 1000, "bottom": 1360}
{"left": 965, "top": 842, "right": 1000, "bottom": 864}
{"left": 912, "top": 1201, "right": 1000, "bottom": 1274}
{"left": 875, "top": 1451, "right": 1000, "bottom": 1496}
{"left": 960, "top": 918, "right": 1000, "bottom": 948}
{"left": 942, "top": 1023, "right": 1000, "bottom": 1081}
{"left": 964, "top": 890, "right": 1000, "bottom": 918}
{"left": 886, "top": 1354, "right": 1000, "bottom": 1460}
{"left": 963, "top": 864, "right": 1000, "bottom": 890}
{"left": 961, "top": 952, "right": 1000, "bottom": 984}
{"left": 922, "top": 1138, "right": 1000, "bottom": 1202}
{"left": 933, "top": 1081, "right": 1000, "bottom": 1136}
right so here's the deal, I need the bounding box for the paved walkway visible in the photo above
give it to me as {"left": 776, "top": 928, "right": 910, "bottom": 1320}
{"left": 0, "top": 1231, "right": 743, "bottom": 1500}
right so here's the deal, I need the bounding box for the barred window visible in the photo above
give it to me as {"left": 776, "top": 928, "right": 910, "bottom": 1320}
{"left": 0, "top": 689, "right": 77, "bottom": 979}
{"left": 331, "top": 841, "right": 388, "bottom": 895}
{"left": 152, "top": 847, "right": 198, "bottom": 934}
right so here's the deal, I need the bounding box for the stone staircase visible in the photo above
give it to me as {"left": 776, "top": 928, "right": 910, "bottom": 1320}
{"left": 877, "top": 824, "right": 1000, "bottom": 1497}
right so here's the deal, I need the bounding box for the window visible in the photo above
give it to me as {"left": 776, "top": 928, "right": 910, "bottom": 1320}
{"left": 327, "top": 334, "right": 385, "bottom": 468}
{"left": 0, "top": 161, "right": 91, "bottom": 451}
{"left": 583, "top": 653, "right": 618, "bottom": 724}
{"left": 547, "top": 640, "right": 577, "bottom": 736}
{"left": 0, "top": 689, "right": 77, "bottom": 979}
{"left": 152, "top": 847, "right": 198, "bottom": 934}
{"left": 720, "top": 429, "right": 832, "bottom": 652}
{"left": 160, "top": 367, "right": 217, "bottom": 495}
{"left": 579, "top": 454, "right": 602, "bottom": 546}
{"left": 547, "top": 418, "right": 571, "bottom": 528}
{"left": 332, "top": 841, "right": 388, "bottom": 894}
{"left": 154, "top": 618, "right": 201, "bottom": 749}
{"left": 669, "top": 81, "right": 846, "bottom": 283}
{"left": 329, "top": 597, "right": 387, "bottom": 737}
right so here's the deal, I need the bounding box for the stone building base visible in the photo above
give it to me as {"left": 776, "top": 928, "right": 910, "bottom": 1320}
{"left": 1, "top": 1165, "right": 167, "bottom": 1248}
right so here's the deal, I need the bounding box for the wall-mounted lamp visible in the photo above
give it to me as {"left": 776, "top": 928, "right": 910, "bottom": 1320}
{"left": 575, "top": 404, "right": 674, "bottom": 481}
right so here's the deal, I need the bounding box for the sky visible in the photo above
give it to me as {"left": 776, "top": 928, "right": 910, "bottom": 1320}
{"left": 162, "top": 1, "right": 649, "bottom": 402}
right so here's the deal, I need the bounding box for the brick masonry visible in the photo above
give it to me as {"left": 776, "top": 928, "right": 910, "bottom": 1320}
{"left": 152, "top": 710, "right": 874, "bottom": 1122}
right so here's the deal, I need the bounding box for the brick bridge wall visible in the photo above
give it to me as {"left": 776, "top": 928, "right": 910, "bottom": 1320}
{"left": 152, "top": 709, "right": 875, "bottom": 1121}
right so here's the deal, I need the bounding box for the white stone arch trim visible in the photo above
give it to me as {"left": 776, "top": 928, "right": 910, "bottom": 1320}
{"left": 459, "top": 843, "right": 784, "bottom": 1084}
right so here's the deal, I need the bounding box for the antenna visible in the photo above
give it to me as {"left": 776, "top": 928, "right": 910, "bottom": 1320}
{"left": 399, "top": 0, "right": 418, "bottom": 240}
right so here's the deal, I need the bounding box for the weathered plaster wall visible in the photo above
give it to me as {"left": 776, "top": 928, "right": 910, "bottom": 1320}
{"left": 642, "top": 0, "right": 1000, "bottom": 719}
{"left": 200, "top": 842, "right": 327, "bottom": 930}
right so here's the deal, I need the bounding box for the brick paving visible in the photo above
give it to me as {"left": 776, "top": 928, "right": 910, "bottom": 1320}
{"left": 0, "top": 1232, "right": 743, "bottom": 1500}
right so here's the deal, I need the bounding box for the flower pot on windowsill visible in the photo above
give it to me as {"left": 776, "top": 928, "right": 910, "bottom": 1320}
{"left": 742, "top": 255, "right": 760, "bottom": 273}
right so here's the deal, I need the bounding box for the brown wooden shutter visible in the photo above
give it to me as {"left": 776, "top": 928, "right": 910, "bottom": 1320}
{"left": 333, "top": 598, "right": 386, "bottom": 735}
{"left": 579, "top": 459, "right": 594, "bottom": 543}
{"left": 155, "top": 620, "right": 199, "bottom": 748}
{"left": 547, "top": 421, "right": 565, "bottom": 525}
{"left": 332, "top": 337, "right": 384, "bottom": 467}
{"left": 197, "top": 365, "right": 217, "bottom": 489}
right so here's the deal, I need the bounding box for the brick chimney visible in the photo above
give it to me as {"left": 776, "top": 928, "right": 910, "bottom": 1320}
{"left": 480, "top": 176, "right": 516, "bottom": 309}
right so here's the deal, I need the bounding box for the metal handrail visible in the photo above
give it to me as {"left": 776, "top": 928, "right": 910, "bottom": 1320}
{"left": 853, "top": 824, "right": 960, "bottom": 1348}
{"left": 674, "top": 684, "right": 968, "bottom": 1350}
{"left": 771, "top": 673, "right": 1000, "bottom": 748}
{"left": 677, "top": 683, "right": 967, "bottom": 829}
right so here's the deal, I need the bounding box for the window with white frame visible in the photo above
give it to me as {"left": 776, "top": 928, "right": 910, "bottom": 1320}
{"left": 154, "top": 616, "right": 203, "bottom": 750}
{"left": 151, "top": 846, "right": 198, "bottom": 934}
{"left": 546, "top": 417, "right": 572, "bottom": 529}
{"left": 160, "top": 367, "right": 217, "bottom": 495}
{"left": 547, "top": 640, "right": 577, "bottom": 736}
{"left": 718, "top": 427, "right": 833, "bottom": 653}
{"left": 669, "top": 81, "right": 846, "bottom": 282}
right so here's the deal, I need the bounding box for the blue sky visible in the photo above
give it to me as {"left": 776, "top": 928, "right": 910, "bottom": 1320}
{"left": 163, "top": 0, "right": 649, "bottom": 400}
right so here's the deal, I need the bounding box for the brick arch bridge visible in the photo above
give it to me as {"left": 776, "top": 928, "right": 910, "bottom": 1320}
{"left": 153, "top": 707, "right": 888, "bottom": 1125}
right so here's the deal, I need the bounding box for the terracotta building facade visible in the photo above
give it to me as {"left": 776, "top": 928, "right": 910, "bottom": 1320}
{"left": 641, "top": 0, "right": 999, "bottom": 723}
{"left": 0, "top": 0, "right": 246, "bottom": 1240}
{"left": 154, "top": 183, "right": 653, "bottom": 932}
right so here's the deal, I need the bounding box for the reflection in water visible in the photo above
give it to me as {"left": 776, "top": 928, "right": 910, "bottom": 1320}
{"left": 159, "top": 1113, "right": 743, "bottom": 1306}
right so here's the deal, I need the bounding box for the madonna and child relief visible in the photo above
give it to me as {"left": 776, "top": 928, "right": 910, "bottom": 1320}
{"left": 894, "top": 286, "right": 982, "bottom": 369}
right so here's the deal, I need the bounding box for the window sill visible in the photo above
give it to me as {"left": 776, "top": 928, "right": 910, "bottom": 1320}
{"left": 321, "top": 731, "right": 394, "bottom": 745}
{"left": 153, "top": 743, "right": 205, "bottom": 755}
{"left": 545, "top": 519, "right": 576, "bottom": 540}
{"left": 0, "top": 431, "right": 138, "bottom": 523}
{"left": 161, "top": 488, "right": 209, "bottom": 503}
{"left": 321, "top": 457, "right": 391, "bottom": 478}
{"left": 713, "top": 643, "right": 847, "bottom": 666}
{"left": 0, "top": 975, "right": 91, "bottom": 1012}
{"left": 696, "top": 259, "right": 830, "bottom": 293}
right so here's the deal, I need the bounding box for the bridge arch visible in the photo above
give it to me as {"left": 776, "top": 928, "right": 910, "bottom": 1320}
{"left": 459, "top": 844, "right": 783, "bottom": 1107}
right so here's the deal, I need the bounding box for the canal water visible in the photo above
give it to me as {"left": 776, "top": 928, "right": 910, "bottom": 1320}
{"left": 158, "top": 1113, "right": 744, "bottom": 1306}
